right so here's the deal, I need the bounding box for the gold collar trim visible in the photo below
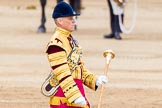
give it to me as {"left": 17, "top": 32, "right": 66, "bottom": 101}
{"left": 55, "top": 27, "right": 71, "bottom": 36}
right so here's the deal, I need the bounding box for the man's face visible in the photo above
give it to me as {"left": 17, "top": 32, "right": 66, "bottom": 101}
{"left": 57, "top": 16, "right": 76, "bottom": 32}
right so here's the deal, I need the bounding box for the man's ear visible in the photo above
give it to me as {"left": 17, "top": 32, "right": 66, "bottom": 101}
{"left": 57, "top": 18, "right": 63, "bottom": 25}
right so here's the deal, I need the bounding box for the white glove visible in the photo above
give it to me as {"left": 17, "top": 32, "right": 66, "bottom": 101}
{"left": 96, "top": 75, "right": 108, "bottom": 86}
{"left": 74, "top": 96, "right": 86, "bottom": 106}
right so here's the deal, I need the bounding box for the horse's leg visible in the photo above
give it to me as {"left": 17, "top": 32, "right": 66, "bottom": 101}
{"left": 69, "top": 0, "right": 81, "bottom": 30}
{"left": 69, "top": 0, "right": 81, "bottom": 14}
{"left": 38, "top": 0, "right": 46, "bottom": 33}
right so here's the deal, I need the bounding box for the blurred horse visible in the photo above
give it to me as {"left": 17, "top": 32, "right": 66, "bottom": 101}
{"left": 38, "top": 0, "right": 81, "bottom": 33}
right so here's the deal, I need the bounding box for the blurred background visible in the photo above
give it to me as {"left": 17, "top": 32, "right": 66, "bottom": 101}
{"left": 0, "top": 0, "right": 162, "bottom": 108}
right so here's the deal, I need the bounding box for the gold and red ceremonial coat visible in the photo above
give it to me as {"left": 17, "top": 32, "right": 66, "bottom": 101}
{"left": 46, "top": 27, "right": 97, "bottom": 108}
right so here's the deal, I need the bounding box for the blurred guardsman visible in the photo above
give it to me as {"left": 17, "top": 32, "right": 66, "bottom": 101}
{"left": 46, "top": 1, "right": 108, "bottom": 108}
{"left": 104, "top": 0, "right": 126, "bottom": 40}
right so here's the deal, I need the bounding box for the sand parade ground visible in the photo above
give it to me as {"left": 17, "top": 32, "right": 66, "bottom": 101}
{"left": 0, "top": 0, "right": 162, "bottom": 108}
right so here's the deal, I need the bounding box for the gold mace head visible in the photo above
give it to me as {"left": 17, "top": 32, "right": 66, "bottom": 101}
{"left": 103, "top": 49, "right": 115, "bottom": 59}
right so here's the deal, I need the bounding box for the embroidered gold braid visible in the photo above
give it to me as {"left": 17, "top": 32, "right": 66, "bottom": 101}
{"left": 47, "top": 27, "right": 97, "bottom": 105}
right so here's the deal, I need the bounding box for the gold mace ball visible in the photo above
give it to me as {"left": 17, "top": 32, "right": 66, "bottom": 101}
{"left": 103, "top": 49, "right": 115, "bottom": 59}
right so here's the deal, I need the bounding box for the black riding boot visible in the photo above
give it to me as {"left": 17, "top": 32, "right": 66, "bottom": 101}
{"left": 114, "top": 32, "right": 122, "bottom": 40}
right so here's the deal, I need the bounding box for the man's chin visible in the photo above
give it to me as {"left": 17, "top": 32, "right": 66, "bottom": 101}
{"left": 70, "top": 28, "right": 75, "bottom": 32}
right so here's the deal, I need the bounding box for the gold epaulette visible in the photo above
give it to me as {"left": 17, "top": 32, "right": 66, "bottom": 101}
{"left": 46, "top": 26, "right": 71, "bottom": 53}
{"left": 46, "top": 35, "right": 64, "bottom": 53}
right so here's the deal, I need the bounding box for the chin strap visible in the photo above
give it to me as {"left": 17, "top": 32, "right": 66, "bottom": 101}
{"left": 119, "top": 0, "right": 137, "bottom": 34}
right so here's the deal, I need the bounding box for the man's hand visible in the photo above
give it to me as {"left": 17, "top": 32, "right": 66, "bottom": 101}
{"left": 96, "top": 75, "right": 108, "bottom": 86}
{"left": 74, "top": 96, "right": 86, "bottom": 106}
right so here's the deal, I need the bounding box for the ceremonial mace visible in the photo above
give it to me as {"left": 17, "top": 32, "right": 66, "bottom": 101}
{"left": 97, "top": 49, "right": 115, "bottom": 108}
